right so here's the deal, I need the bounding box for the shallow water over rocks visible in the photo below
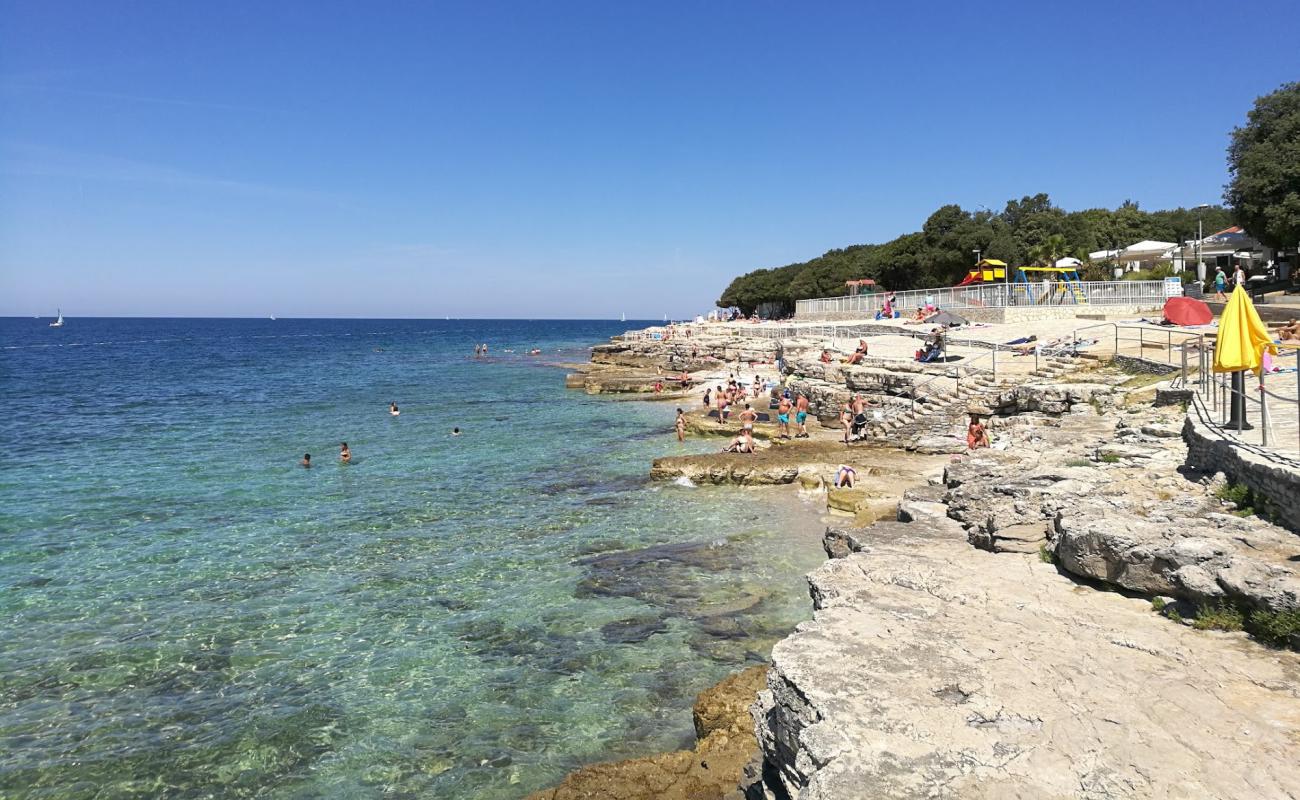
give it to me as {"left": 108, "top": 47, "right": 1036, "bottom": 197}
{"left": 0, "top": 318, "right": 828, "bottom": 799}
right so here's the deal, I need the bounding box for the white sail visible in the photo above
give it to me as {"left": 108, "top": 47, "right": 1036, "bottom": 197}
{"left": 49, "top": 309, "right": 64, "bottom": 327}
{"left": 621, "top": 312, "right": 626, "bottom": 322}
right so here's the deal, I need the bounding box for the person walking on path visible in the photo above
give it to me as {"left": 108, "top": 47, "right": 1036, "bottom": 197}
{"left": 795, "top": 393, "right": 810, "bottom": 438}
{"left": 1234, "top": 264, "right": 1248, "bottom": 289}
{"left": 1214, "top": 267, "right": 1228, "bottom": 301}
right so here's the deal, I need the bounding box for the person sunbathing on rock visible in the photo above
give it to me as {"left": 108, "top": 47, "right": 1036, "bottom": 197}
{"left": 834, "top": 464, "right": 856, "bottom": 488}
{"left": 723, "top": 430, "right": 754, "bottom": 453}
{"left": 967, "top": 415, "right": 990, "bottom": 450}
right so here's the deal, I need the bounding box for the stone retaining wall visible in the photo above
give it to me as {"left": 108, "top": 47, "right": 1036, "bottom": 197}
{"left": 1114, "top": 354, "right": 1180, "bottom": 375}
{"left": 1183, "top": 401, "right": 1300, "bottom": 533}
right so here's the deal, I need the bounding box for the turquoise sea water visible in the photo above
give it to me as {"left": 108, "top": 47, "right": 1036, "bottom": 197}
{"left": 0, "top": 318, "right": 826, "bottom": 799}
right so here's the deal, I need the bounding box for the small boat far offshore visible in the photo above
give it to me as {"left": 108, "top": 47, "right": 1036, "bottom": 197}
{"left": 49, "top": 309, "right": 64, "bottom": 327}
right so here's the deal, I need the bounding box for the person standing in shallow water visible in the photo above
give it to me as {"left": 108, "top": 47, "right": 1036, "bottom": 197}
{"left": 300, "top": 453, "right": 311, "bottom": 468}
{"left": 340, "top": 442, "right": 351, "bottom": 463}
{"left": 390, "top": 402, "right": 400, "bottom": 416}
{"left": 675, "top": 408, "right": 686, "bottom": 442}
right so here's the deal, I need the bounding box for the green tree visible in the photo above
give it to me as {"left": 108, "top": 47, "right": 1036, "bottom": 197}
{"left": 1225, "top": 81, "right": 1300, "bottom": 249}
{"left": 1027, "top": 233, "right": 1069, "bottom": 267}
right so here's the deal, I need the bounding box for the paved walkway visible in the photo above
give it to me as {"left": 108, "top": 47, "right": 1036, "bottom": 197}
{"left": 1191, "top": 355, "right": 1300, "bottom": 457}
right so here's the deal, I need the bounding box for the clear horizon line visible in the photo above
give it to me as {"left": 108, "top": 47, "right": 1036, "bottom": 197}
{"left": 1, "top": 314, "right": 683, "bottom": 321}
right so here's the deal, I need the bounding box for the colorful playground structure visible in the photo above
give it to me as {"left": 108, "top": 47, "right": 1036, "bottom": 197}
{"left": 955, "top": 260, "right": 1088, "bottom": 305}
{"left": 956, "top": 259, "right": 1007, "bottom": 286}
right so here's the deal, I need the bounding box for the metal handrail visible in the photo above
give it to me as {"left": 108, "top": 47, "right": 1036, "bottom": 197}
{"left": 795, "top": 279, "right": 1172, "bottom": 318}
{"left": 1072, "top": 321, "right": 1207, "bottom": 367}
{"left": 1193, "top": 339, "right": 1299, "bottom": 452}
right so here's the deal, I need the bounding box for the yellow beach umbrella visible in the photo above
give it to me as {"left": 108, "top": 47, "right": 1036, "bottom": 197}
{"left": 1213, "top": 284, "right": 1275, "bottom": 375}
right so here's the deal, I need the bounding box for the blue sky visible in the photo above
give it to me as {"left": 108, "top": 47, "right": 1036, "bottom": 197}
{"left": 2, "top": 0, "right": 1297, "bottom": 318}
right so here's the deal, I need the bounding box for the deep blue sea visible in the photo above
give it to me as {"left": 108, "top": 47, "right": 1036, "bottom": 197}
{"left": 0, "top": 318, "right": 825, "bottom": 799}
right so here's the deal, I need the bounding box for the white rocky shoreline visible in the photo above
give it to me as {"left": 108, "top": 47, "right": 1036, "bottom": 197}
{"left": 538, "top": 322, "right": 1300, "bottom": 800}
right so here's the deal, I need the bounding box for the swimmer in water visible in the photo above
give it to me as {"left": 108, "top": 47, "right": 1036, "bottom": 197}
{"left": 301, "top": 453, "right": 311, "bottom": 468}
{"left": 340, "top": 442, "right": 351, "bottom": 463}
{"left": 452, "top": 427, "right": 461, "bottom": 436}
{"left": 390, "top": 402, "right": 400, "bottom": 416}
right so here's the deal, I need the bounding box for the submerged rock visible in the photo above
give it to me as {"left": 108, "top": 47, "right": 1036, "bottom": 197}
{"left": 527, "top": 666, "right": 768, "bottom": 800}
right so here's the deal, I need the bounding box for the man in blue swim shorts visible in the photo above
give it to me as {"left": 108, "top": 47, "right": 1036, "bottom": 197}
{"left": 794, "top": 392, "right": 810, "bottom": 438}
{"left": 776, "top": 396, "right": 792, "bottom": 439}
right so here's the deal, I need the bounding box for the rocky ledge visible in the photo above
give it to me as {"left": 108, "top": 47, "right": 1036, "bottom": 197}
{"left": 650, "top": 442, "right": 943, "bottom": 492}
{"left": 750, "top": 514, "right": 1300, "bottom": 798}
{"left": 939, "top": 406, "right": 1300, "bottom": 639}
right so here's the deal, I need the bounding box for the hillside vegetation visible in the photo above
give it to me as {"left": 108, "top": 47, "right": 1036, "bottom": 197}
{"left": 717, "top": 195, "right": 1232, "bottom": 315}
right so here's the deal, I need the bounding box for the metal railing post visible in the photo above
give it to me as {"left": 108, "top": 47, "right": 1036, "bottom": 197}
{"left": 1259, "top": 363, "right": 1269, "bottom": 446}
{"left": 1236, "top": 373, "right": 1244, "bottom": 433}
{"left": 992, "top": 346, "right": 997, "bottom": 380}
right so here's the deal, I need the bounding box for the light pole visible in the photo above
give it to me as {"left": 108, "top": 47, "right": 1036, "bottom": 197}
{"left": 1195, "top": 203, "right": 1210, "bottom": 283}
{"left": 973, "top": 249, "right": 981, "bottom": 265}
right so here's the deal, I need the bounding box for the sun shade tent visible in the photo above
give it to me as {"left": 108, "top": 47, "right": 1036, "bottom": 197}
{"left": 1162, "top": 297, "right": 1212, "bottom": 326}
{"left": 928, "top": 309, "right": 969, "bottom": 327}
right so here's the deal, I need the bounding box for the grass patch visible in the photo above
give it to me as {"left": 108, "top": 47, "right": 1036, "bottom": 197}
{"left": 1213, "top": 482, "right": 1273, "bottom": 520}
{"left": 1173, "top": 600, "right": 1300, "bottom": 649}
{"left": 1245, "top": 608, "right": 1300, "bottom": 648}
{"left": 1038, "top": 544, "right": 1056, "bottom": 564}
{"left": 1099, "top": 453, "right": 1120, "bottom": 464}
{"left": 1214, "top": 483, "right": 1250, "bottom": 505}
{"left": 1192, "top": 600, "right": 1245, "bottom": 632}
{"left": 1065, "top": 458, "right": 1094, "bottom": 468}
{"left": 1151, "top": 597, "right": 1167, "bottom": 612}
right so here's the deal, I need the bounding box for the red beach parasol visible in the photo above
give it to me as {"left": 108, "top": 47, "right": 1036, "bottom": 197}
{"left": 1162, "top": 296, "right": 1212, "bottom": 326}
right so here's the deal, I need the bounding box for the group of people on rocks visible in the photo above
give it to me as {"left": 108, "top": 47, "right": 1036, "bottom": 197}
{"left": 704, "top": 374, "right": 767, "bottom": 423}
{"left": 838, "top": 394, "right": 878, "bottom": 444}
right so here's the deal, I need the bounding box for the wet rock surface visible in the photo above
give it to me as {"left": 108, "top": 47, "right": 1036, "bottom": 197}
{"left": 526, "top": 665, "right": 767, "bottom": 800}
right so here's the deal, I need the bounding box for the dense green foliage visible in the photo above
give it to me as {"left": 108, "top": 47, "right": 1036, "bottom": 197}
{"left": 1226, "top": 81, "right": 1300, "bottom": 250}
{"left": 717, "top": 195, "right": 1232, "bottom": 314}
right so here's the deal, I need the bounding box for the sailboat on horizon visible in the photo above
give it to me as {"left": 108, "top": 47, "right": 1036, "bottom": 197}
{"left": 49, "top": 309, "right": 64, "bottom": 328}
{"left": 621, "top": 312, "right": 626, "bottom": 323}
